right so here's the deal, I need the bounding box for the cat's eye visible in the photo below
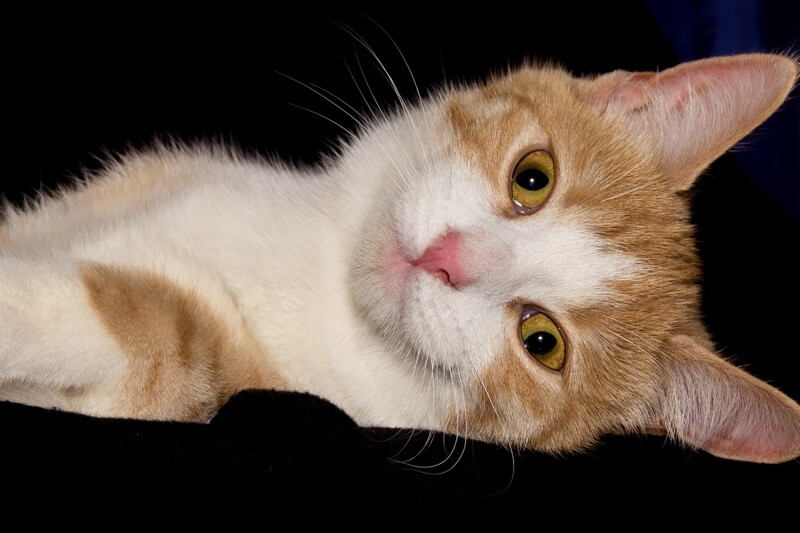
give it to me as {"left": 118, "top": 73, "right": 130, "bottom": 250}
{"left": 511, "top": 150, "right": 555, "bottom": 213}
{"left": 520, "top": 310, "right": 565, "bottom": 371}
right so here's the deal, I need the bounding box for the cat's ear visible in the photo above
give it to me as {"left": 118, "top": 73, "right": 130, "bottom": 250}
{"left": 646, "top": 334, "right": 800, "bottom": 463}
{"left": 584, "top": 54, "right": 799, "bottom": 190}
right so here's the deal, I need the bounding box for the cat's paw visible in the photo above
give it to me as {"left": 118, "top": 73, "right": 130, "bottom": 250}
{"left": 0, "top": 299, "right": 20, "bottom": 360}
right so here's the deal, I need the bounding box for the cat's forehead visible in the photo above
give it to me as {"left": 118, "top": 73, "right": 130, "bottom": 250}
{"left": 446, "top": 65, "right": 578, "bottom": 130}
{"left": 444, "top": 69, "right": 560, "bottom": 168}
{"left": 450, "top": 69, "right": 578, "bottom": 153}
{"left": 442, "top": 66, "right": 660, "bottom": 216}
{"left": 446, "top": 90, "right": 543, "bottom": 195}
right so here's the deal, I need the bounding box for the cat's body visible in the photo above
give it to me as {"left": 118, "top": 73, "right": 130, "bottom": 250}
{"left": 2, "top": 53, "right": 799, "bottom": 462}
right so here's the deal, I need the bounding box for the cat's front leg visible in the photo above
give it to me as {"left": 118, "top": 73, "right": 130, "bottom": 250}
{"left": 1, "top": 255, "right": 285, "bottom": 421}
{"left": 0, "top": 257, "right": 131, "bottom": 415}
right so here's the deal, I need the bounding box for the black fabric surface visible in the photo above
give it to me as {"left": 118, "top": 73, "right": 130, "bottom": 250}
{"left": 2, "top": 2, "right": 798, "bottom": 526}
{"left": 2, "top": 390, "right": 799, "bottom": 526}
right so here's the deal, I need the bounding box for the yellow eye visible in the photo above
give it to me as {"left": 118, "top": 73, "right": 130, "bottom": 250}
{"left": 520, "top": 310, "right": 565, "bottom": 371}
{"left": 511, "top": 150, "right": 555, "bottom": 212}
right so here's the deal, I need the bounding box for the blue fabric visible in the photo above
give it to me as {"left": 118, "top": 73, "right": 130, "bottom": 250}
{"left": 645, "top": 0, "right": 800, "bottom": 222}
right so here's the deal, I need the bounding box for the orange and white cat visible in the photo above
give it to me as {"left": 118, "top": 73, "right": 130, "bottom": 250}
{"left": 1, "top": 53, "right": 798, "bottom": 463}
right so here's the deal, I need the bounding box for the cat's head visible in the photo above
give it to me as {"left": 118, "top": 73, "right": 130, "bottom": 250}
{"left": 349, "top": 54, "right": 800, "bottom": 463}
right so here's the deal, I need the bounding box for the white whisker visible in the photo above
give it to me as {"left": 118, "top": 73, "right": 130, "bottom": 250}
{"left": 276, "top": 71, "right": 366, "bottom": 131}
{"left": 363, "top": 13, "right": 423, "bottom": 102}
{"left": 278, "top": 66, "right": 417, "bottom": 195}
{"left": 338, "top": 22, "right": 432, "bottom": 180}
{"left": 470, "top": 360, "right": 502, "bottom": 427}
{"left": 285, "top": 103, "right": 354, "bottom": 137}
{"left": 360, "top": 16, "right": 437, "bottom": 180}
{"left": 351, "top": 50, "right": 416, "bottom": 190}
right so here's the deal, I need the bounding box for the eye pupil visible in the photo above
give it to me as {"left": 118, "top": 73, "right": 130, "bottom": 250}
{"left": 524, "top": 331, "right": 557, "bottom": 355}
{"left": 515, "top": 168, "right": 549, "bottom": 191}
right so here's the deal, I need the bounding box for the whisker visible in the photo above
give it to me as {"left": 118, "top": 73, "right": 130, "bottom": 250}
{"left": 344, "top": 56, "right": 383, "bottom": 125}
{"left": 285, "top": 103, "right": 354, "bottom": 137}
{"left": 392, "top": 433, "right": 466, "bottom": 473}
{"left": 362, "top": 14, "right": 422, "bottom": 102}
{"left": 470, "top": 359, "right": 503, "bottom": 427}
{"left": 351, "top": 50, "right": 416, "bottom": 190}
{"left": 338, "top": 22, "right": 432, "bottom": 179}
{"left": 306, "top": 80, "right": 373, "bottom": 129}
{"left": 388, "top": 427, "right": 424, "bottom": 462}
{"left": 409, "top": 346, "right": 422, "bottom": 384}
{"left": 336, "top": 23, "right": 408, "bottom": 107}
{"left": 278, "top": 66, "right": 417, "bottom": 195}
{"left": 276, "top": 71, "right": 365, "bottom": 131}
{"left": 359, "top": 15, "right": 437, "bottom": 180}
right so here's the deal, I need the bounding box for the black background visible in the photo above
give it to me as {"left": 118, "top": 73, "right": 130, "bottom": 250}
{"left": 2, "top": 1, "right": 798, "bottom": 526}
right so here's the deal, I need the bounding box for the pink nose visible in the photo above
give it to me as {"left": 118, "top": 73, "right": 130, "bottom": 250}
{"left": 411, "top": 232, "right": 465, "bottom": 287}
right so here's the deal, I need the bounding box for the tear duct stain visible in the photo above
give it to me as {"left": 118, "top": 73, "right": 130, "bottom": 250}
{"left": 80, "top": 262, "right": 285, "bottom": 421}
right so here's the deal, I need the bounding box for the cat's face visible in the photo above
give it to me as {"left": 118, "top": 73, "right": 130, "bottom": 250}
{"left": 350, "top": 55, "right": 800, "bottom": 462}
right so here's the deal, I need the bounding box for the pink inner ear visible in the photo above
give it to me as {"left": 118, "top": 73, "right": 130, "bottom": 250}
{"left": 646, "top": 61, "right": 751, "bottom": 110}
{"left": 650, "top": 334, "right": 800, "bottom": 463}
{"left": 608, "top": 72, "right": 653, "bottom": 110}
{"left": 586, "top": 54, "right": 799, "bottom": 189}
{"left": 585, "top": 71, "right": 651, "bottom": 111}
{"left": 602, "top": 57, "right": 794, "bottom": 113}
{"left": 608, "top": 66, "right": 723, "bottom": 113}
{"left": 649, "top": 400, "right": 800, "bottom": 464}
{"left": 699, "top": 403, "right": 800, "bottom": 464}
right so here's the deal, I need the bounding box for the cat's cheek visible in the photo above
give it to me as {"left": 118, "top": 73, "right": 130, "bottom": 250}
{"left": 380, "top": 242, "right": 413, "bottom": 297}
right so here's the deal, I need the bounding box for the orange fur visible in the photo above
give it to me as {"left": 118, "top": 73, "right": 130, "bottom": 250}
{"left": 446, "top": 55, "right": 800, "bottom": 461}
{"left": 81, "top": 262, "right": 284, "bottom": 421}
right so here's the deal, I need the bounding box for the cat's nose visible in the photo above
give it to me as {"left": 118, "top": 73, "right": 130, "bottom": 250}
{"left": 412, "top": 232, "right": 465, "bottom": 288}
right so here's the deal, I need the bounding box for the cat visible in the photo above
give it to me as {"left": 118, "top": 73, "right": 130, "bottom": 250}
{"left": 1, "top": 53, "right": 798, "bottom": 464}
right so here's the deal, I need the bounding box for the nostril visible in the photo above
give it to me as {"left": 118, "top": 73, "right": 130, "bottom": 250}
{"left": 412, "top": 232, "right": 465, "bottom": 287}
{"left": 428, "top": 269, "right": 451, "bottom": 284}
